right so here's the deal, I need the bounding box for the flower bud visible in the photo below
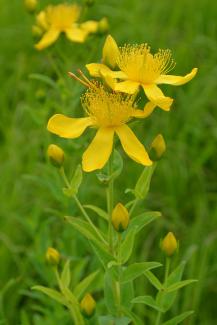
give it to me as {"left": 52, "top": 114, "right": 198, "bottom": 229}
{"left": 102, "top": 35, "right": 119, "bottom": 69}
{"left": 32, "top": 25, "right": 43, "bottom": 38}
{"left": 98, "top": 17, "right": 109, "bottom": 34}
{"left": 150, "top": 134, "right": 166, "bottom": 161}
{"left": 85, "top": 0, "right": 95, "bottom": 6}
{"left": 80, "top": 293, "right": 96, "bottom": 318}
{"left": 47, "top": 144, "right": 65, "bottom": 168}
{"left": 46, "top": 247, "right": 60, "bottom": 266}
{"left": 24, "top": 0, "right": 38, "bottom": 13}
{"left": 112, "top": 203, "right": 129, "bottom": 232}
{"left": 161, "top": 232, "right": 178, "bottom": 257}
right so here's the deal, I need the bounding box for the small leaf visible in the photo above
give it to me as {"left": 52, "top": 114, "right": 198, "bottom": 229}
{"left": 121, "top": 262, "right": 162, "bottom": 283}
{"left": 120, "top": 228, "right": 137, "bottom": 264}
{"left": 84, "top": 205, "right": 108, "bottom": 221}
{"left": 111, "top": 149, "right": 123, "bottom": 180}
{"left": 70, "top": 165, "right": 83, "bottom": 195}
{"left": 166, "top": 279, "right": 197, "bottom": 293}
{"left": 144, "top": 270, "right": 163, "bottom": 290}
{"left": 121, "top": 307, "right": 143, "bottom": 325}
{"left": 32, "top": 286, "right": 67, "bottom": 306}
{"left": 162, "top": 311, "right": 194, "bottom": 325}
{"left": 131, "top": 295, "right": 164, "bottom": 312}
{"left": 61, "top": 260, "right": 71, "bottom": 288}
{"left": 134, "top": 164, "right": 156, "bottom": 199}
{"left": 104, "top": 270, "right": 118, "bottom": 315}
{"left": 99, "top": 315, "right": 131, "bottom": 325}
{"left": 73, "top": 270, "right": 100, "bottom": 300}
{"left": 129, "top": 211, "right": 161, "bottom": 234}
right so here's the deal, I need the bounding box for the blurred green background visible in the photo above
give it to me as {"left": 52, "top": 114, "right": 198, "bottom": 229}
{"left": 0, "top": 0, "right": 216, "bottom": 324}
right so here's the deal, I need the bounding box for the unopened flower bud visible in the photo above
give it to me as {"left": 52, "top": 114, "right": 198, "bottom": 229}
{"left": 102, "top": 35, "right": 119, "bottom": 69}
{"left": 98, "top": 17, "right": 109, "bottom": 34}
{"left": 24, "top": 0, "right": 38, "bottom": 13}
{"left": 46, "top": 247, "right": 60, "bottom": 266}
{"left": 32, "top": 25, "right": 43, "bottom": 38}
{"left": 150, "top": 134, "right": 166, "bottom": 161}
{"left": 112, "top": 203, "right": 129, "bottom": 232}
{"left": 85, "top": 0, "right": 95, "bottom": 6}
{"left": 47, "top": 144, "right": 65, "bottom": 168}
{"left": 80, "top": 293, "right": 96, "bottom": 318}
{"left": 161, "top": 232, "right": 178, "bottom": 257}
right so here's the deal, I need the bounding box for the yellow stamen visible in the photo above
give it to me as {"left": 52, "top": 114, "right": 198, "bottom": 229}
{"left": 81, "top": 85, "right": 135, "bottom": 127}
{"left": 117, "top": 44, "right": 176, "bottom": 84}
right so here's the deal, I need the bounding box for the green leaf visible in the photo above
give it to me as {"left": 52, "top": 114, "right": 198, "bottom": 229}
{"left": 84, "top": 205, "right": 108, "bottom": 221}
{"left": 104, "top": 270, "right": 118, "bottom": 315}
{"left": 134, "top": 164, "right": 156, "bottom": 199}
{"left": 121, "top": 280, "right": 134, "bottom": 311}
{"left": 60, "top": 260, "right": 71, "bottom": 288}
{"left": 73, "top": 270, "right": 100, "bottom": 300}
{"left": 121, "top": 307, "right": 143, "bottom": 325}
{"left": 70, "top": 165, "right": 83, "bottom": 195}
{"left": 29, "top": 73, "right": 59, "bottom": 89}
{"left": 131, "top": 295, "right": 164, "bottom": 312}
{"left": 65, "top": 216, "right": 107, "bottom": 250}
{"left": 162, "top": 311, "right": 194, "bottom": 325}
{"left": 120, "top": 228, "right": 137, "bottom": 264}
{"left": 166, "top": 279, "right": 197, "bottom": 293}
{"left": 89, "top": 241, "right": 114, "bottom": 269}
{"left": 121, "top": 262, "right": 162, "bottom": 283}
{"left": 129, "top": 211, "right": 161, "bottom": 233}
{"left": 144, "top": 270, "right": 163, "bottom": 290}
{"left": 32, "top": 286, "right": 67, "bottom": 306}
{"left": 156, "top": 261, "right": 186, "bottom": 312}
{"left": 111, "top": 149, "right": 124, "bottom": 180}
{"left": 99, "top": 315, "right": 131, "bottom": 325}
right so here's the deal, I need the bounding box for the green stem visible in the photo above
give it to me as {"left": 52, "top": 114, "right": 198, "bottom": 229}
{"left": 129, "top": 198, "right": 140, "bottom": 216}
{"left": 155, "top": 257, "right": 171, "bottom": 325}
{"left": 59, "top": 167, "right": 107, "bottom": 246}
{"left": 107, "top": 153, "right": 114, "bottom": 253}
{"left": 116, "top": 233, "right": 122, "bottom": 316}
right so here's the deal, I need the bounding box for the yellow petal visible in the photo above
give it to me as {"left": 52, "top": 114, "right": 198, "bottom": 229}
{"left": 80, "top": 20, "right": 98, "bottom": 33}
{"left": 65, "top": 28, "right": 87, "bottom": 43}
{"left": 47, "top": 114, "right": 93, "bottom": 138}
{"left": 102, "top": 35, "right": 120, "bottom": 69}
{"left": 156, "top": 68, "right": 198, "bottom": 86}
{"left": 86, "top": 63, "right": 113, "bottom": 78}
{"left": 132, "top": 102, "right": 156, "bottom": 119}
{"left": 114, "top": 80, "right": 140, "bottom": 94}
{"left": 115, "top": 125, "right": 152, "bottom": 166}
{"left": 82, "top": 127, "right": 114, "bottom": 172}
{"left": 36, "top": 11, "right": 48, "bottom": 30}
{"left": 35, "top": 29, "right": 60, "bottom": 50}
{"left": 142, "top": 84, "right": 173, "bottom": 111}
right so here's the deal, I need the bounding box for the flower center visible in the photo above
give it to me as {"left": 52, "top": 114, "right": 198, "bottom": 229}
{"left": 47, "top": 4, "right": 81, "bottom": 30}
{"left": 81, "top": 85, "right": 135, "bottom": 127}
{"left": 117, "top": 44, "right": 175, "bottom": 84}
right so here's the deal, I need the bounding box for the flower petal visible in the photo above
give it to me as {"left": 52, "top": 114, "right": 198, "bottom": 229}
{"left": 114, "top": 80, "right": 140, "bottom": 94}
{"left": 142, "top": 84, "right": 173, "bottom": 111}
{"left": 115, "top": 125, "right": 152, "bottom": 166}
{"left": 80, "top": 20, "right": 98, "bottom": 33}
{"left": 156, "top": 68, "right": 198, "bottom": 86}
{"left": 102, "top": 35, "right": 120, "bottom": 69}
{"left": 35, "top": 29, "right": 60, "bottom": 50}
{"left": 86, "top": 63, "right": 113, "bottom": 78}
{"left": 82, "top": 127, "right": 114, "bottom": 172}
{"left": 47, "top": 114, "right": 93, "bottom": 138}
{"left": 65, "top": 28, "right": 87, "bottom": 43}
{"left": 132, "top": 102, "right": 156, "bottom": 119}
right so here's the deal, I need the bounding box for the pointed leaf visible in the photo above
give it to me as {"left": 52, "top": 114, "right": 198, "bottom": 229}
{"left": 61, "top": 260, "right": 71, "bottom": 288}
{"left": 131, "top": 295, "right": 164, "bottom": 312}
{"left": 99, "top": 315, "right": 131, "bottom": 325}
{"left": 70, "top": 164, "right": 83, "bottom": 195}
{"left": 162, "top": 311, "right": 194, "bottom": 325}
{"left": 129, "top": 211, "right": 161, "bottom": 234}
{"left": 32, "top": 286, "right": 67, "bottom": 306}
{"left": 166, "top": 279, "right": 197, "bottom": 293}
{"left": 73, "top": 270, "right": 100, "bottom": 300}
{"left": 120, "top": 228, "right": 137, "bottom": 264}
{"left": 121, "top": 307, "right": 143, "bottom": 325}
{"left": 134, "top": 164, "right": 156, "bottom": 199}
{"left": 144, "top": 270, "right": 163, "bottom": 290}
{"left": 84, "top": 205, "right": 108, "bottom": 221}
{"left": 121, "top": 262, "right": 162, "bottom": 283}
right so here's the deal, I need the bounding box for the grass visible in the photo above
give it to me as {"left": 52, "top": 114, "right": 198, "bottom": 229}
{"left": 0, "top": 0, "right": 217, "bottom": 324}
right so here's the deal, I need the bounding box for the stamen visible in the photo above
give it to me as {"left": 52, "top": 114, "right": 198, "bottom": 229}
{"left": 68, "top": 71, "right": 90, "bottom": 88}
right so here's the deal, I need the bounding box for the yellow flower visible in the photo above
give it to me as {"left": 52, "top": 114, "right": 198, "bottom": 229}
{"left": 34, "top": 3, "right": 99, "bottom": 50}
{"left": 161, "top": 232, "right": 178, "bottom": 257}
{"left": 112, "top": 203, "right": 129, "bottom": 232}
{"left": 47, "top": 83, "right": 153, "bottom": 172}
{"left": 150, "top": 134, "right": 166, "bottom": 160}
{"left": 80, "top": 293, "right": 96, "bottom": 318}
{"left": 86, "top": 35, "right": 198, "bottom": 111}
{"left": 47, "top": 144, "right": 65, "bottom": 168}
{"left": 46, "top": 247, "right": 60, "bottom": 265}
